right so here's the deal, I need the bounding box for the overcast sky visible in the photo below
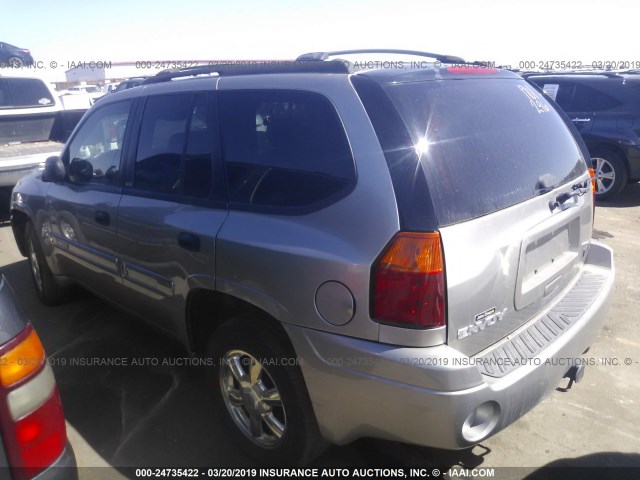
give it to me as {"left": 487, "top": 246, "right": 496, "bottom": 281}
{"left": 3, "top": 0, "right": 638, "bottom": 81}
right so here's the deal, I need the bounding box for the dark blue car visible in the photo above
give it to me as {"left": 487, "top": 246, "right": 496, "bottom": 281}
{"left": 527, "top": 71, "right": 640, "bottom": 200}
{"left": 0, "top": 42, "right": 34, "bottom": 68}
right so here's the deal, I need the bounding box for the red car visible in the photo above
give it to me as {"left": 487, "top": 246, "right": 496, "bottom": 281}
{"left": 0, "top": 276, "right": 77, "bottom": 480}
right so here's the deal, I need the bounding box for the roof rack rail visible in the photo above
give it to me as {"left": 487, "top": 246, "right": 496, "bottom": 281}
{"left": 141, "top": 61, "right": 349, "bottom": 85}
{"left": 296, "top": 49, "right": 465, "bottom": 64}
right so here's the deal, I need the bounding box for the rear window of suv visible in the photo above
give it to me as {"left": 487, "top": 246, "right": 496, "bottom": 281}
{"left": 0, "top": 78, "right": 55, "bottom": 109}
{"left": 377, "top": 78, "right": 586, "bottom": 225}
{"left": 219, "top": 90, "right": 355, "bottom": 210}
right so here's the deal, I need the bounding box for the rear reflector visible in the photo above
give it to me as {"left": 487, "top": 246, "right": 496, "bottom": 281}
{"left": 8, "top": 364, "right": 56, "bottom": 421}
{"left": 589, "top": 167, "right": 596, "bottom": 222}
{"left": 589, "top": 167, "right": 596, "bottom": 193}
{"left": 372, "top": 232, "right": 445, "bottom": 328}
{"left": 0, "top": 328, "right": 45, "bottom": 387}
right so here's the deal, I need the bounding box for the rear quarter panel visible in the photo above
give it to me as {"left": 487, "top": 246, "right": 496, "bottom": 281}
{"left": 215, "top": 74, "right": 400, "bottom": 341}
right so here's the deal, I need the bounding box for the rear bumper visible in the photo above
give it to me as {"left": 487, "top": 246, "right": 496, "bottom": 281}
{"left": 285, "top": 241, "right": 614, "bottom": 449}
{"left": 32, "top": 442, "right": 77, "bottom": 480}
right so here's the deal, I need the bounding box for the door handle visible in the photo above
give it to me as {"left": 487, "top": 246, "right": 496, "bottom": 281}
{"left": 95, "top": 210, "right": 110, "bottom": 226}
{"left": 571, "top": 118, "right": 591, "bottom": 122}
{"left": 177, "top": 232, "right": 200, "bottom": 252}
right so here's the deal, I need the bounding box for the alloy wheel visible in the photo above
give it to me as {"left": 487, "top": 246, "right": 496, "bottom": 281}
{"left": 592, "top": 157, "right": 616, "bottom": 194}
{"left": 27, "top": 238, "right": 43, "bottom": 293}
{"left": 8, "top": 57, "right": 24, "bottom": 68}
{"left": 219, "top": 349, "right": 286, "bottom": 448}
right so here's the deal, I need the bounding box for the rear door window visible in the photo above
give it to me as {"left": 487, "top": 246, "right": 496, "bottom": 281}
{"left": 539, "top": 82, "right": 575, "bottom": 110}
{"left": 183, "top": 95, "right": 213, "bottom": 197}
{"left": 134, "top": 93, "right": 213, "bottom": 198}
{"left": 219, "top": 90, "right": 355, "bottom": 210}
{"left": 380, "top": 78, "right": 586, "bottom": 225}
{"left": 569, "top": 83, "right": 622, "bottom": 111}
{"left": 0, "top": 78, "right": 55, "bottom": 108}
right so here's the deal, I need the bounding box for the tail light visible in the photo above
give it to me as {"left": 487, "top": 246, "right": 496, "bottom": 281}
{"left": 0, "top": 325, "right": 67, "bottom": 480}
{"left": 589, "top": 167, "right": 596, "bottom": 221}
{"left": 371, "top": 232, "right": 445, "bottom": 328}
{"left": 0, "top": 329, "right": 45, "bottom": 387}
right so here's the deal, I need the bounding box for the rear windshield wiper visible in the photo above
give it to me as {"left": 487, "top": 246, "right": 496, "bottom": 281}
{"left": 534, "top": 173, "right": 559, "bottom": 196}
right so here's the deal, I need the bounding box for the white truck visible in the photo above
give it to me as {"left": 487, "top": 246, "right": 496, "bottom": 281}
{"left": 0, "top": 75, "right": 85, "bottom": 188}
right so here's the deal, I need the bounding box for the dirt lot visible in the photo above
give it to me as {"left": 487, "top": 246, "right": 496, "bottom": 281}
{"left": 0, "top": 185, "right": 639, "bottom": 479}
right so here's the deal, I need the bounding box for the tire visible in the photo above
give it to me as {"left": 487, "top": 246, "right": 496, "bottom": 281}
{"left": 206, "top": 316, "right": 326, "bottom": 465}
{"left": 7, "top": 56, "right": 24, "bottom": 68}
{"left": 25, "top": 222, "right": 68, "bottom": 305}
{"left": 591, "top": 149, "right": 628, "bottom": 200}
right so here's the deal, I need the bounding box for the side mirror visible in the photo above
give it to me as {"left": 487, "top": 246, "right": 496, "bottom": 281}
{"left": 41, "top": 156, "right": 66, "bottom": 183}
{"left": 68, "top": 159, "right": 93, "bottom": 183}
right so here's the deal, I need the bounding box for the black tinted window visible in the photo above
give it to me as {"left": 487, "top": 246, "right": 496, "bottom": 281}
{"left": 183, "top": 96, "right": 213, "bottom": 197}
{"left": 0, "top": 78, "right": 55, "bottom": 108}
{"left": 67, "top": 101, "right": 131, "bottom": 185}
{"left": 554, "top": 83, "right": 575, "bottom": 110}
{"left": 351, "top": 76, "right": 437, "bottom": 231}
{"left": 115, "top": 80, "right": 143, "bottom": 92}
{"left": 382, "top": 79, "right": 586, "bottom": 225}
{"left": 135, "top": 94, "right": 212, "bottom": 197}
{"left": 531, "top": 81, "right": 576, "bottom": 110}
{"left": 570, "top": 83, "right": 622, "bottom": 111}
{"left": 220, "top": 90, "right": 354, "bottom": 208}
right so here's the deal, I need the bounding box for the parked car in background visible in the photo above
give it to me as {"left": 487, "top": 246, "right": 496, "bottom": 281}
{"left": 0, "top": 75, "right": 67, "bottom": 188}
{"left": 58, "top": 91, "right": 92, "bottom": 110}
{"left": 526, "top": 71, "right": 640, "bottom": 199}
{"left": 113, "top": 77, "right": 147, "bottom": 92}
{"left": 0, "top": 276, "right": 77, "bottom": 479}
{"left": 67, "top": 85, "right": 103, "bottom": 104}
{"left": 0, "top": 43, "right": 34, "bottom": 68}
{"left": 11, "top": 51, "right": 614, "bottom": 465}
{"left": 0, "top": 74, "right": 86, "bottom": 217}
{"left": 101, "top": 83, "right": 120, "bottom": 95}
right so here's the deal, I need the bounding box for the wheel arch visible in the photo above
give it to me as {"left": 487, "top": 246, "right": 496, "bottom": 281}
{"left": 585, "top": 142, "right": 630, "bottom": 175}
{"left": 10, "top": 209, "right": 30, "bottom": 257}
{"left": 185, "top": 289, "right": 295, "bottom": 356}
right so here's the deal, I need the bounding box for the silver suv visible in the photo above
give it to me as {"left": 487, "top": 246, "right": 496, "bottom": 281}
{"left": 10, "top": 50, "right": 615, "bottom": 465}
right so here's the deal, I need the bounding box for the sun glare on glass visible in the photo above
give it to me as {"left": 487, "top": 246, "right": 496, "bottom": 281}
{"left": 415, "top": 137, "right": 430, "bottom": 156}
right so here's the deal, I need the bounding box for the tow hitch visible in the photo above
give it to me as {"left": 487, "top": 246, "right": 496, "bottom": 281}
{"left": 558, "top": 364, "right": 586, "bottom": 392}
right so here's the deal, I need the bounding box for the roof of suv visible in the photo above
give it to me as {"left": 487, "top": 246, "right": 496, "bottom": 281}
{"left": 358, "top": 63, "right": 520, "bottom": 84}
{"left": 139, "top": 50, "right": 522, "bottom": 87}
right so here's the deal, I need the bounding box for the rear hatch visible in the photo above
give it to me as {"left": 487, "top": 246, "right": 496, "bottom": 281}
{"left": 378, "top": 72, "right": 593, "bottom": 356}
